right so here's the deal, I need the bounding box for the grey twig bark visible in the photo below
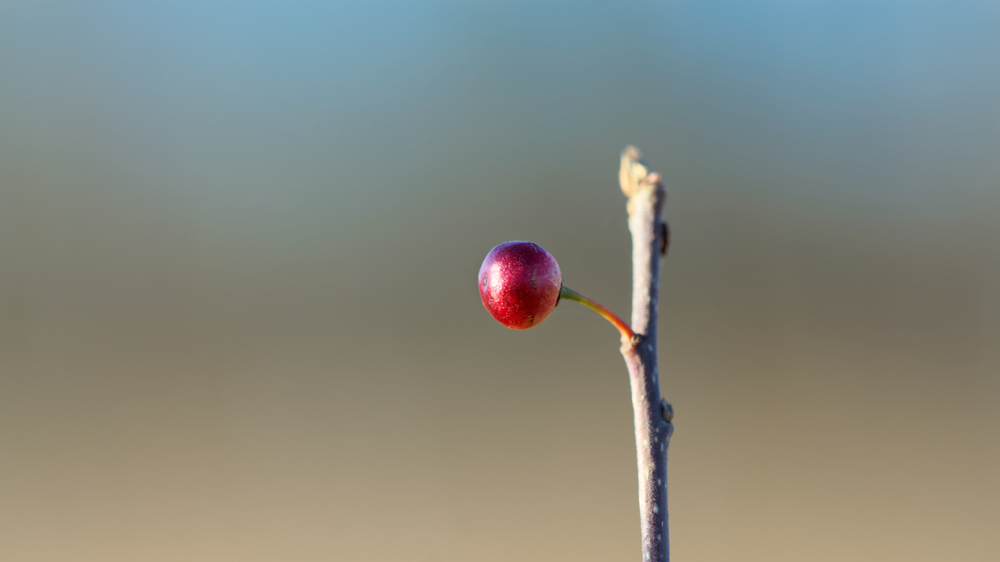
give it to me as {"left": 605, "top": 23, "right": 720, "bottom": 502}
{"left": 619, "top": 146, "right": 673, "bottom": 562}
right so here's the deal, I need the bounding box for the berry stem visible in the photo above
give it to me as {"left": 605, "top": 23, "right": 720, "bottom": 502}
{"left": 559, "top": 286, "right": 635, "bottom": 341}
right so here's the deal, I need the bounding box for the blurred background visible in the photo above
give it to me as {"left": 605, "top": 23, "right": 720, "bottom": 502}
{"left": 2, "top": 1, "right": 999, "bottom": 561}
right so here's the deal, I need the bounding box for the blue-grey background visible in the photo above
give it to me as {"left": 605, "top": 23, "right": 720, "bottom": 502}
{"left": 2, "top": 1, "right": 998, "bottom": 561}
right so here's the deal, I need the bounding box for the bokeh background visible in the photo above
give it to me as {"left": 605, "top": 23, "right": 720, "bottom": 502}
{"left": 2, "top": 1, "right": 999, "bottom": 561}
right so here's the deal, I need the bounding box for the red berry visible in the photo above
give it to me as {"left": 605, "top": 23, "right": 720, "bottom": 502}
{"left": 479, "top": 241, "right": 562, "bottom": 330}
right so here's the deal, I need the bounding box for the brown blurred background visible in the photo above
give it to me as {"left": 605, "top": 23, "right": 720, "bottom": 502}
{"left": 2, "top": 1, "right": 999, "bottom": 561}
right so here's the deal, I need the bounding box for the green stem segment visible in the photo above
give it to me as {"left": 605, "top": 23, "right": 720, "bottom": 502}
{"left": 559, "top": 286, "right": 636, "bottom": 341}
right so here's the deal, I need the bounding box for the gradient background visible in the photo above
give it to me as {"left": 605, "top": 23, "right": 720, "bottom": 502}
{"left": 2, "top": 1, "right": 999, "bottom": 561}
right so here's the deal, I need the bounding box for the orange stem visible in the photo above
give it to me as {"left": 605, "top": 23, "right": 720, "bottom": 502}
{"left": 559, "top": 286, "right": 635, "bottom": 341}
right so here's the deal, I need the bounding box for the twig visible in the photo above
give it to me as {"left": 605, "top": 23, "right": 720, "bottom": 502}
{"left": 619, "top": 146, "right": 673, "bottom": 562}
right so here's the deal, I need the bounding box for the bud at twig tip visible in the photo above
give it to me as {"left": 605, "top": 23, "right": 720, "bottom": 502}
{"left": 620, "top": 145, "right": 652, "bottom": 198}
